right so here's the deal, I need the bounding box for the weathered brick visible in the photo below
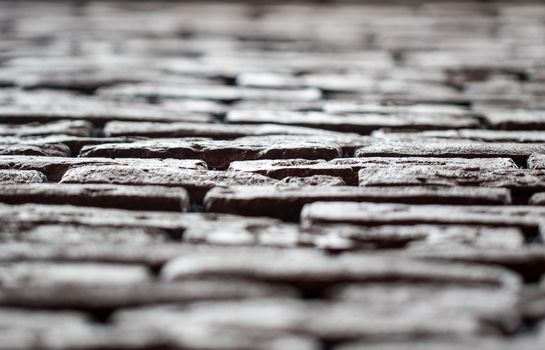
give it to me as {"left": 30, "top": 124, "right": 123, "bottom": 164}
{"left": 528, "top": 154, "right": 545, "bottom": 169}
{"left": 301, "top": 202, "right": 545, "bottom": 232}
{"left": 0, "top": 120, "right": 92, "bottom": 137}
{"left": 0, "top": 155, "right": 206, "bottom": 181}
{"left": 0, "top": 142, "right": 70, "bottom": 157}
{"left": 0, "top": 102, "right": 214, "bottom": 125}
{"left": 374, "top": 129, "right": 545, "bottom": 143}
{"left": 98, "top": 83, "right": 322, "bottom": 102}
{"left": 61, "top": 165, "right": 278, "bottom": 201}
{"left": 161, "top": 251, "right": 520, "bottom": 294}
{"left": 226, "top": 110, "right": 480, "bottom": 134}
{"left": 230, "top": 159, "right": 356, "bottom": 184}
{"left": 355, "top": 141, "right": 545, "bottom": 165}
{"left": 205, "top": 186, "right": 511, "bottom": 220}
{"left": 0, "top": 169, "right": 47, "bottom": 184}
{"left": 78, "top": 137, "right": 342, "bottom": 169}
{"left": 358, "top": 165, "right": 545, "bottom": 197}
{"left": 103, "top": 121, "right": 340, "bottom": 138}
{"left": 0, "top": 183, "right": 190, "bottom": 211}
{"left": 482, "top": 110, "right": 545, "bottom": 130}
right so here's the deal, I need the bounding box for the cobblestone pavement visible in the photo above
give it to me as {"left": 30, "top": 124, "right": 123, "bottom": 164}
{"left": 1, "top": 0, "right": 545, "bottom": 349}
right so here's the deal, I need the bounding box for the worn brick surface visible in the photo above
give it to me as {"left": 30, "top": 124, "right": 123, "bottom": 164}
{"left": 2, "top": 0, "right": 545, "bottom": 348}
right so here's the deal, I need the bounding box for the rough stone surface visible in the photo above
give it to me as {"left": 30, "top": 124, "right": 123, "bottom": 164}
{"left": 79, "top": 137, "right": 343, "bottom": 169}
{"left": 1, "top": 1, "right": 545, "bottom": 348}
{"left": 205, "top": 186, "right": 511, "bottom": 220}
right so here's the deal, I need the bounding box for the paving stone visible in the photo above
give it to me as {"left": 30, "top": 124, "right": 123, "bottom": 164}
{"left": 161, "top": 251, "right": 520, "bottom": 295}
{"left": 61, "top": 165, "right": 278, "bottom": 201}
{"left": 78, "top": 137, "right": 343, "bottom": 169}
{"left": 374, "top": 129, "right": 545, "bottom": 143}
{"left": 527, "top": 154, "right": 545, "bottom": 169}
{"left": 113, "top": 295, "right": 518, "bottom": 343}
{"left": 278, "top": 175, "right": 347, "bottom": 187}
{"left": 336, "top": 339, "right": 540, "bottom": 350}
{"left": 0, "top": 155, "right": 207, "bottom": 181}
{"left": 0, "top": 142, "right": 70, "bottom": 157}
{"left": 98, "top": 83, "right": 322, "bottom": 102}
{"left": 358, "top": 165, "right": 545, "bottom": 197}
{"left": 103, "top": 121, "right": 339, "bottom": 138}
{"left": 301, "top": 202, "right": 545, "bottom": 233}
{"left": 0, "top": 120, "right": 92, "bottom": 137}
{"left": 229, "top": 159, "right": 358, "bottom": 184}
{"left": 0, "top": 102, "right": 214, "bottom": 126}
{"left": 0, "top": 278, "right": 296, "bottom": 312}
{"left": 0, "top": 262, "right": 150, "bottom": 287}
{"left": 312, "top": 225, "right": 524, "bottom": 251}
{"left": 0, "top": 183, "right": 190, "bottom": 211}
{"left": 0, "top": 169, "right": 47, "bottom": 184}
{"left": 403, "top": 247, "right": 545, "bottom": 282}
{"left": 226, "top": 110, "right": 480, "bottom": 134}
{"left": 481, "top": 110, "right": 545, "bottom": 130}
{"left": 204, "top": 186, "right": 511, "bottom": 221}
{"left": 323, "top": 102, "right": 471, "bottom": 116}
{"left": 40, "top": 322, "right": 320, "bottom": 350}
{"left": 355, "top": 142, "right": 545, "bottom": 165}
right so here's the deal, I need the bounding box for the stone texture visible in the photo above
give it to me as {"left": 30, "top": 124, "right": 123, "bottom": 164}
{"left": 355, "top": 142, "right": 545, "bottom": 165}
{"left": 0, "top": 155, "right": 207, "bottom": 181}
{"left": 61, "top": 165, "right": 278, "bottom": 201}
{"left": 0, "top": 170, "right": 47, "bottom": 184}
{"left": 301, "top": 202, "right": 545, "bottom": 232}
{"left": 79, "top": 136, "right": 343, "bottom": 169}
{"left": 227, "top": 110, "right": 480, "bottom": 134}
{"left": 0, "top": 183, "right": 190, "bottom": 211}
{"left": 205, "top": 186, "right": 511, "bottom": 220}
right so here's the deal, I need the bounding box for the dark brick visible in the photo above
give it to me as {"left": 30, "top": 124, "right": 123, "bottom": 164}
{"left": 205, "top": 186, "right": 511, "bottom": 221}
{"left": 61, "top": 165, "right": 278, "bottom": 201}
{"left": 0, "top": 155, "right": 206, "bottom": 181}
{"left": 355, "top": 141, "right": 545, "bottom": 165}
{"left": 78, "top": 137, "right": 343, "bottom": 169}
{"left": 0, "top": 183, "right": 190, "bottom": 211}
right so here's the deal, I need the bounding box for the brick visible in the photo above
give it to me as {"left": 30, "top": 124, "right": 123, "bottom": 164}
{"left": 323, "top": 102, "right": 471, "bottom": 116}
{"left": 0, "top": 155, "right": 205, "bottom": 181}
{"left": 337, "top": 339, "right": 535, "bottom": 350}
{"left": 204, "top": 186, "right": 511, "bottom": 221}
{"left": 161, "top": 251, "right": 520, "bottom": 295}
{"left": 330, "top": 156, "right": 518, "bottom": 171}
{"left": 355, "top": 141, "right": 545, "bottom": 165}
{"left": 279, "top": 175, "right": 347, "bottom": 186}
{"left": 374, "top": 129, "right": 545, "bottom": 143}
{"left": 0, "top": 278, "right": 296, "bottom": 312}
{"left": 0, "top": 183, "right": 190, "bottom": 211}
{"left": 103, "top": 121, "right": 341, "bottom": 138}
{"left": 229, "top": 159, "right": 357, "bottom": 184}
{"left": 78, "top": 137, "right": 343, "bottom": 169}
{"left": 226, "top": 110, "right": 480, "bottom": 134}
{"left": 312, "top": 225, "right": 524, "bottom": 250}
{"left": 115, "top": 295, "right": 517, "bottom": 343}
{"left": 0, "top": 203, "right": 296, "bottom": 245}
{"left": 61, "top": 165, "right": 277, "bottom": 201}
{"left": 0, "top": 169, "right": 47, "bottom": 184}
{"left": 0, "top": 262, "right": 150, "bottom": 286}
{"left": 358, "top": 165, "right": 545, "bottom": 196}
{"left": 404, "top": 248, "right": 545, "bottom": 282}
{"left": 482, "top": 110, "right": 545, "bottom": 130}
{"left": 301, "top": 202, "right": 545, "bottom": 232}
{"left": 0, "top": 142, "right": 70, "bottom": 157}
{"left": 98, "top": 83, "right": 322, "bottom": 102}
{"left": 0, "top": 120, "right": 92, "bottom": 137}
{"left": 0, "top": 102, "right": 214, "bottom": 126}
{"left": 528, "top": 154, "right": 545, "bottom": 169}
